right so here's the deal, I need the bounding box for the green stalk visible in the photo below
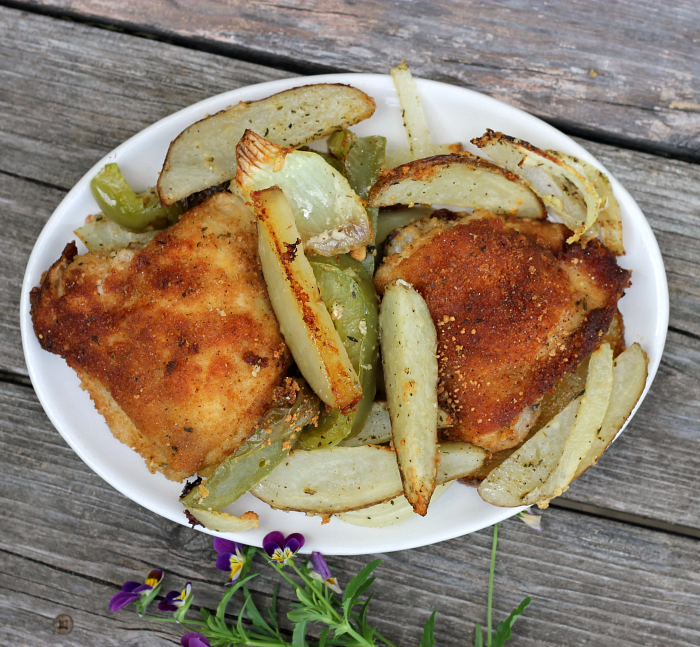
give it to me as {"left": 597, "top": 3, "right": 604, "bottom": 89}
{"left": 290, "top": 560, "right": 341, "bottom": 622}
{"left": 487, "top": 523, "right": 499, "bottom": 647}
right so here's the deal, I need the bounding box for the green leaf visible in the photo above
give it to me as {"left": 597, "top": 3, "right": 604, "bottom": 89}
{"left": 288, "top": 607, "right": 325, "bottom": 623}
{"left": 205, "top": 611, "right": 220, "bottom": 632}
{"left": 491, "top": 598, "right": 531, "bottom": 647}
{"left": 242, "top": 585, "right": 275, "bottom": 637}
{"left": 295, "top": 587, "right": 317, "bottom": 610}
{"left": 419, "top": 611, "right": 437, "bottom": 647}
{"left": 356, "top": 591, "right": 375, "bottom": 636}
{"left": 267, "top": 582, "right": 280, "bottom": 631}
{"left": 474, "top": 623, "right": 483, "bottom": 647}
{"left": 134, "top": 582, "right": 162, "bottom": 616}
{"left": 292, "top": 618, "right": 309, "bottom": 647}
{"left": 236, "top": 595, "right": 251, "bottom": 643}
{"left": 216, "top": 573, "right": 257, "bottom": 621}
{"left": 342, "top": 560, "right": 381, "bottom": 612}
{"left": 350, "top": 577, "right": 375, "bottom": 606}
{"left": 319, "top": 627, "right": 330, "bottom": 647}
{"left": 240, "top": 545, "right": 258, "bottom": 580}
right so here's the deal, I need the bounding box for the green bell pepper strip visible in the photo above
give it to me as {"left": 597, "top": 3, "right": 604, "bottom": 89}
{"left": 180, "top": 381, "right": 319, "bottom": 511}
{"left": 297, "top": 255, "right": 380, "bottom": 449}
{"left": 90, "top": 163, "right": 182, "bottom": 232}
{"left": 327, "top": 131, "right": 386, "bottom": 275}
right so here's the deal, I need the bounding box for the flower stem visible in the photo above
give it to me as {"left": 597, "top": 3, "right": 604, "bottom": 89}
{"left": 374, "top": 628, "right": 399, "bottom": 647}
{"left": 338, "top": 621, "right": 377, "bottom": 647}
{"left": 290, "top": 561, "right": 342, "bottom": 623}
{"left": 139, "top": 615, "right": 181, "bottom": 623}
{"left": 487, "top": 523, "right": 499, "bottom": 647}
{"left": 267, "top": 559, "right": 300, "bottom": 589}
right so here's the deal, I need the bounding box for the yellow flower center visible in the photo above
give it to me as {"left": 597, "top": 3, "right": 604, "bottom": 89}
{"left": 230, "top": 556, "right": 244, "bottom": 580}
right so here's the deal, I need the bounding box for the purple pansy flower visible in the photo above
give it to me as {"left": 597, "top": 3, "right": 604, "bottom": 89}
{"left": 109, "top": 569, "right": 163, "bottom": 612}
{"left": 308, "top": 551, "right": 342, "bottom": 594}
{"left": 263, "top": 531, "right": 305, "bottom": 564}
{"left": 158, "top": 581, "right": 192, "bottom": 612}
{"left": 181, "top": 633, "right": 210, "bottom": 647}
{"left": 214, "top": 537, "right": 247, "bottom": 583}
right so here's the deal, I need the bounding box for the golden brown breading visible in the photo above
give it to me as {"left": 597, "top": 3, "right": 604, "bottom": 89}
{"left": 374, "top": 210, "right": 630, "bottom": 453}
{"left": 31, "top": 192, "right": 290, "bottom": 481}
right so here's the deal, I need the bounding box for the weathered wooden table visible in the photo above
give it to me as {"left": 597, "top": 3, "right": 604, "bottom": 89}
{"left": 2, "top": 2, "right": 699, "bottom": 645}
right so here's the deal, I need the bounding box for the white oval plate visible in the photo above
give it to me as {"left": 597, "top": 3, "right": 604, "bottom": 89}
{"left": 21, "top": 73, "right": 668, "bottom": 556}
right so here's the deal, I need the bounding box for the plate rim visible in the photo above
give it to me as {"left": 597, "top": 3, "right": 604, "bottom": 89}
{"left": 20, "top": 72, "right": 669, "bottom": 555}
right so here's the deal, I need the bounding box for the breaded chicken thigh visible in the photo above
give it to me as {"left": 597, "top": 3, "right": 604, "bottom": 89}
{"left": 374, "top": 210, "right": 630, "bottom": 452}
{"left": 31, "top": 192, "right": 289, "bottom": 481}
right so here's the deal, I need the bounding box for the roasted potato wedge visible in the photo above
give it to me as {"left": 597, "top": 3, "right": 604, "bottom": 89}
{"left": 184, "top": 508, "right": 259, "bottom": 532}
{"left": 252, "top": 187, "right": 362, "bottom": 411}
{"left": 384, "top": 144, "right": 463, "bottom": 169}
{"left": 340, "top": 400, "right": 454, "bottom": 448}
{"left": 379, "top": 279, "right": 439, "bottom": 515}
{"left": 340, "top": 401, "right": 393, "bottom": 447}
{"left": 251, "top": 445, "right": 404, "bottom": 513}
{"left": 250, "top": 442, "right": 486, "bottom": 514}
{"left": 472, "top": 130, "right": 602, "bottom": 243}
{"left": 338, "top": 482, "right": 454, "bottom": 527}
{"left": 549, "top": 151, "right": 624, "bottom": 255}
{"left": 477, "top": 396, "right": 581, "bottom": 508}
{"left": 524, "top": 343, "right": 613, "bottom": 505}
{"left": 436, "top": 441, "right": 488, "bottom": 482}
{"left": 389, "top": 61, "right": 462, "bottom": 162}
{"left": 369, "top": 153, "right": 546, "bottom": 219}
{"left": 391, "top": 61, "right": 436, "bottom": 160}
{"left": 574, "top": 343, "right": 648, "bottom": 478}
{"left": 158, "top": 83, "right": 376, "bottom": 205}
{"left": 478, "top": 343, "right": 648, "bottom": 508}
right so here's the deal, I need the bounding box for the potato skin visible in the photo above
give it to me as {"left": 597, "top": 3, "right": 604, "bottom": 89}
{"left": 158, "top": 84, "right": 376, "bottom": 205}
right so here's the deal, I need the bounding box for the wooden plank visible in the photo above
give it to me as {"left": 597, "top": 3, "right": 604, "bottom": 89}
{"left": 1, "top": 379, "right": 699, "bottom": 645}
{"left": 0, "top": 173, "right": 63, "bottom": 377}
{"left": 9, "top": 0, "right": 700, "bottom": 162}
{"left": 0, "top": 6, "right": 292, "bottom": 190}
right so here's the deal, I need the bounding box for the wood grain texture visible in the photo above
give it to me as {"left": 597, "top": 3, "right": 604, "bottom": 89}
{"left": 8, "top": 0, "right": 700, "bottom": 161}
{"left": 0, "top": 173, "right": 63, "bottom": 377}
{"left": 0, "top": 6, "right": 292, "bottom": 189}
{"left": 1, "top": 382, "right": 699, "bottom": 647}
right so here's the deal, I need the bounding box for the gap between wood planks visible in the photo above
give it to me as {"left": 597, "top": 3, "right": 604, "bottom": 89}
{"left": 0, "top": 169, "right": 67, "bottom": 194}
{"left": 0, "top": 0, "right": 343, "bottom": 76}
{"left": 550, "top": 498, "right": 700, "bottom": 540}
{"left": 3, "top": 0, "right": 700, "bottom": 166}
{"left": 668, "top": 325, "right": 700, "bottom": 344}
{"left": 0, "top": 370, "right": 698, "bottom": 543}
